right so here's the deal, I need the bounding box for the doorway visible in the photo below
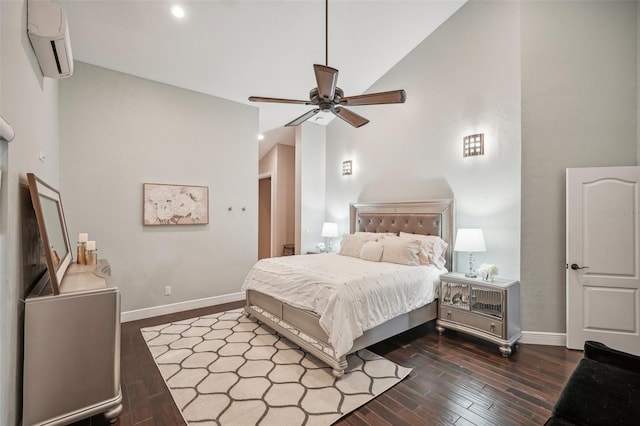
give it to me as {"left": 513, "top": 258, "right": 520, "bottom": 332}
{"left": 258, "top": 176, "right": 272, "bottom": 259}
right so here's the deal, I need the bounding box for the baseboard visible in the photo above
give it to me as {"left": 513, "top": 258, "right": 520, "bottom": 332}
{"left": 123, "top": 299, "right": 569, "bottom": 347}
{"left": 521, "top": 331, "right": 566, "bottom": 346}
{"left": 121, "top": 292, "right": 245, "bottom": 323}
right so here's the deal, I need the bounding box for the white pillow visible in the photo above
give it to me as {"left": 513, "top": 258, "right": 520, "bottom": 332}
{"left": 355, "top": 231, "right": 396, "bottom": 238}
{"left": 379, "top": 237, "right": 421, "bottom": 266}
{"left": 339, "top": 233, "right": 378, "bottom": 258}
{"left": 399, "top": 232, "right": 448, "bottom": 269}
{"left": 359, "top": 241, "right": 384, "bottom": 262}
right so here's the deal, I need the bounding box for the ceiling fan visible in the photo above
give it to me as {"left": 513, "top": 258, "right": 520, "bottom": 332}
{"left": 248, "top": 0, "right": 407, "bottom": 128}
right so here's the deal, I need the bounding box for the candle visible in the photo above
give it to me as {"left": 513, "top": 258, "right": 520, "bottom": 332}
{"left": 79, "top": 233, "right": 88, "bottom": 243}
{"left": 86, "top": 240, "right": 96, "bottom": 251}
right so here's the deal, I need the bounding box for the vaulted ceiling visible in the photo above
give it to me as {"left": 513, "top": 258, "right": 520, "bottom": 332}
{"left": 58, "top": 0, "right": 466, "bottom": 137}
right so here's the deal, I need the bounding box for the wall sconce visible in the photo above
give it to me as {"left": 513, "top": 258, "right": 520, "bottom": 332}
{"left": 342, "top": 160, "right": 353, "bottom": 176}
{"left": 463, "top": 133, "right": 484, "bottom": 157}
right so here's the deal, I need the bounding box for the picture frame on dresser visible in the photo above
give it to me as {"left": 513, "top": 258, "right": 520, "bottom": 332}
{"left": 27, "top": 172, "right": 73, "bottom": 295}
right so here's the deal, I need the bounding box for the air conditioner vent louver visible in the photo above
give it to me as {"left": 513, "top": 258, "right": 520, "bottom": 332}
{"left": 50, "top": 40, "right": 62, "bottom": 74}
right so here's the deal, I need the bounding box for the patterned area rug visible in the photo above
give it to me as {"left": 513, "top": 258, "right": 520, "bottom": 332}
{"left": 141, "top": 309, "right": 411, "bottom": 425}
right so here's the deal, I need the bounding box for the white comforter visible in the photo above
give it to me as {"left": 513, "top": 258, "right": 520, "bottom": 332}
{"left": 241, "top": 253, "right": 442, "bottom": 358}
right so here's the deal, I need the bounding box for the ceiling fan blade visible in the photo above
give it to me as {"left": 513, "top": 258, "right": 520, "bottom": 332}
{"left": 248, "top": 96, "right": 312, "bottom": 105}
{"left": 332, "top": 107, "right": 369, "bottom": 128}
{"left": 285, "top": 109, "right": 321, "bottom": 127}
{"left": 340, "top": 90, "right": 407, "bottom": 106}
{"left": 313, "top": 64, "right": 338, "bottom": 100}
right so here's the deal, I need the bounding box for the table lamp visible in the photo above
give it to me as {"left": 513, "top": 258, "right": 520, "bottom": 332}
{"left": 321, "top": 222, "right": 339, "bottom": 252}
{"left": 454, "top": 228, "right": 486, "bottom": 277}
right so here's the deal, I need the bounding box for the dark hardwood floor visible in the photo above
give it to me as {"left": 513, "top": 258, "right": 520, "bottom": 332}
{"left": 74, "top": 301, "right": 582, "bottom": 426}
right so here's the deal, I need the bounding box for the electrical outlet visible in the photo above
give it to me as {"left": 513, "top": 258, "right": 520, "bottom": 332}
{"left": 164, "top": 285, "right": 172, "bottom": 296}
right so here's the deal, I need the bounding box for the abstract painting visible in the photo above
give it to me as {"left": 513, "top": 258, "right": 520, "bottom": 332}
{"left": 143, "top": 183, "right": 209, "bottom": 225}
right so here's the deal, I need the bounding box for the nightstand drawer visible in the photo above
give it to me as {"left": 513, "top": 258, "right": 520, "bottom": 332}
{"left": 440, "top": 307, "right": 504, "bottom": 338}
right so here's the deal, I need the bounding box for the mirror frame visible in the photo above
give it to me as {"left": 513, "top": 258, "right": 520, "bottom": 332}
{"left": 27, "top": 173, "right": 72, "bottom": 295}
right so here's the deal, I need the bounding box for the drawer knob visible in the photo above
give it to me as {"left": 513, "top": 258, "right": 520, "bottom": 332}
{"left": 490, "top": 323, "right": 495, "bottom": 331}
{"left": 447, "top": 311, "right": 451, "bottom": 319}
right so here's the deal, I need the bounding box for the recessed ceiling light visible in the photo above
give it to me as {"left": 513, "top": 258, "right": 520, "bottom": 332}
{"left": 171, "top": 5, "right": 185, "bottom": 18}
{"left": 257, "top": 134, "right": 265, "bottom": 141}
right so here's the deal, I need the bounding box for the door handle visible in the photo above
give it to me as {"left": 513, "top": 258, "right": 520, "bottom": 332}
{"left": 570, "top": 263, "right": 589, "bottom": 270}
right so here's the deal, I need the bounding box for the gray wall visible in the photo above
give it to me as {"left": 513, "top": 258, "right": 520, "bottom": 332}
{"left": 59, "top": 62, "right": 258, "bottom": 313}
{"left": 324, "top": 0, "right": 639, "bottom": 335}
{"left": 521, "top": 0, "right": 637, "bottom": 333}
{"left": 325, "top": 1, "right": 521, "bottom": 279}
{"left": 1, "top": 1, "right": 61, "bottom": 423}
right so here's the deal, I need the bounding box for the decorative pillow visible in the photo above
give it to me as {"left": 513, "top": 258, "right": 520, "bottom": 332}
{"left": 339, "top": 233, "right": 378, "bottom": 258}
{"left": 359, "top": 241, "right": 384, "bottom": 262}
{"left": 355, "top": 231, "right": 397, "bottom": 238}
{"left": 399, "top": 232, "right": 449, "bottom": 269}
{"left": 379, "top": 237, "right": 421, "bottom": 266}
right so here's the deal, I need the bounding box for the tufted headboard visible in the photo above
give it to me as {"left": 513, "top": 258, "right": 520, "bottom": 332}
{"left": 350, "top": 200, "right": 455, "bottom": 270}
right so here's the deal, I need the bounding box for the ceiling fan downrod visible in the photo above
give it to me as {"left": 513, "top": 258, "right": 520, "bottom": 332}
{"left": 325, "top": 0, "right": 328, "bottom": 66}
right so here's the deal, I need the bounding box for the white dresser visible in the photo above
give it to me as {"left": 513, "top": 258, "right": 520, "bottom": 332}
{"left": 22, "top": 259, "right": 122, "bottom": 425}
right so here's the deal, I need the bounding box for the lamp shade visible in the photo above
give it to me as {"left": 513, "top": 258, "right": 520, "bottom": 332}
{"left": 454, "top": 228, "right": 486, "bottom": 252}
{"left": 321, "top": 222, "right": 339, "bottom": 238}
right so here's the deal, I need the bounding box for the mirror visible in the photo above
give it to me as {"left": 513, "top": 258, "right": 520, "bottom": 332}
{"left": 27, "top": 173, "right": 72, "bottom": 295}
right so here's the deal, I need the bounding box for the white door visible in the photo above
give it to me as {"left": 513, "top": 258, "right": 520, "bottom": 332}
{"left": 566, "top": 166, "right": 640, "bottom": 354}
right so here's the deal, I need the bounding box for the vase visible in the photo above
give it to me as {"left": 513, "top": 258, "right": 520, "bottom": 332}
{"left": 482, "top": 272, "right": 494, "bottom": 282}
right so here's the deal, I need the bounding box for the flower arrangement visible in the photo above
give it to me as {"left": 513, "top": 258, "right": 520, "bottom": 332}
{"left": 477, "top": 263, "right": 498, "bottom": 282}
{"left": 316, "top": 242, "right": 326, "bottom": 252}
{"left": 144, "top": 184, "right": 208, "bottom": 225}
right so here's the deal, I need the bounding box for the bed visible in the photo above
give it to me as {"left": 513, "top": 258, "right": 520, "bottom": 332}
{"left": 242, "top": 200, "right": 454, "bottom": 376}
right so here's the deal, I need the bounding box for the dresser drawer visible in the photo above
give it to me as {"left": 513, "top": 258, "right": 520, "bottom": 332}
{"left": 440, "top": 307, "right": 504, "bottom": 338}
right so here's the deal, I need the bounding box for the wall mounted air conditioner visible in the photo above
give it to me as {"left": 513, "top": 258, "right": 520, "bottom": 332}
{"left": 27, "top": 0, "right": 74, "bottom": 79}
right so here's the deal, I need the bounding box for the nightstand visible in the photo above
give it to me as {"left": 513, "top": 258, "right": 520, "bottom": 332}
{"left": 436, "top": 272, "right": 521, "bottom": 357}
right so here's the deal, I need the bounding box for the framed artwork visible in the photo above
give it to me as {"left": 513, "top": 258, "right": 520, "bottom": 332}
{"left": 143, "top": 183, "right": 209, "bottom": 225}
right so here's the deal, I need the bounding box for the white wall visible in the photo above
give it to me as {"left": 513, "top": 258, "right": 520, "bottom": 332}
{"left": 59, "top": 62, "right": 258, "bottom": 313}
{"left": 296, "top": 122, "right": 328, "bottom": 254}
{"left": 521, "top": 1, "right": 637, "bottom": 333}
{"left": 325, "top": 1, "right": 521, "bottom": 279}
{"left": 1, "top": 1, "right": 61, "bottom": 423}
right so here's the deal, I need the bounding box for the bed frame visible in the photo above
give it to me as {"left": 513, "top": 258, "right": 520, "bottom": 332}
{"left": 244, "top": 200, "right": 454, "bottom": 377}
